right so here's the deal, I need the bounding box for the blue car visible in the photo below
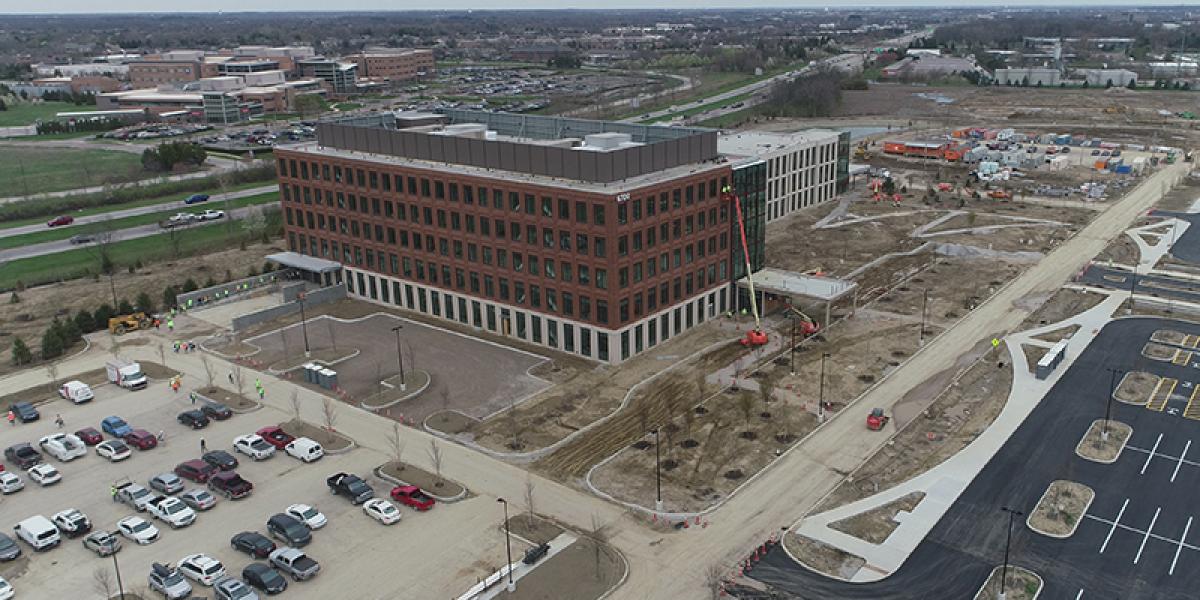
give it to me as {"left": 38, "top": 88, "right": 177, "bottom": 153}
{"left": 101, "top": 416, "right": 132, "bottom": 438}
{"left": 184, "top": 194, "right": 209, "bottom": 205}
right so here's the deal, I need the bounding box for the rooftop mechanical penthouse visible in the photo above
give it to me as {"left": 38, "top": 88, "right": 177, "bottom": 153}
{"left": 275, "top": 109, "right": 770, "bottom": 364}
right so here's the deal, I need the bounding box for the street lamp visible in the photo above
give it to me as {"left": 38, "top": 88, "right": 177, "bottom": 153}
{"left": 391, "top": 325, "right": 406, "bottom": 391}
{"left": 1128, "top": 265, "right": 1138, "bottom": 313}
{"left": 920, "top": 289, "right": 929, "bottom": 346}
{"left": 818, "top": 353, "right": 831, "bottom": 422}
{"left": 999, "top": 506, "right": 1024, "bottom": 600}
{"left": 112, "top": 550, "right": 126, "bottom": 599}
{"left": 497, "top": 498, "right": 516, "bottom": 592}
{"left": 652, "top": 428, "right": 663, "bottom": 512}
{"left": 297, "top": 292, "right": 310, "bottom": 358}
{"left": 1105, "top": 367, "right": 1122, "bottom": 442}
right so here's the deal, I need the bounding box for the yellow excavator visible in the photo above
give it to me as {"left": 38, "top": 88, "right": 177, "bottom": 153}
{"left": 108, "top": 312, "right": 152, "bottom": 335}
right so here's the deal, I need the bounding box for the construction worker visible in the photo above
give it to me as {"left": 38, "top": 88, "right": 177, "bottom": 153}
{"left": 200, "top": 438, "right": 207, "bottom": 453}
{"left": 167, "top": 319, "right": 174, "bottom": 332}
{"left": 6, "top": 411, "right": 13, "bottom": 426}
{"left": 110, "top": 485, "right": 117, "bottom": 502}
{"left": 54, "top": 414, "right": 63, "bottom": 429}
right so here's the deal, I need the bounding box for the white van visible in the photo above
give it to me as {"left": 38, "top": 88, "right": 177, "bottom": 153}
{"left": 14, "top": 515, "right": 60, "bottom": 551}
{"left": 58, "top": 381, "right": 94, "bottom": 404}
{"left": 284, "top": 438, "right": 324, "bottom": 463}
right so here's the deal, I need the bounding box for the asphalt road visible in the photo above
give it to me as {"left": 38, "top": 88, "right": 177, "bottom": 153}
{"left": 1079, "top": 265, "right": 1200, "bottom": 304}
{"left": 685, "top": 54, "right": 865, "bottom": 126}
{"left": 1152, "top": 210, "right": 1200, "bottom": 264}
{"left": 740, "top": 317, "right": 1200, "bottom": 599}
{"left": 0, "top": 202, "right": 271, "bottom": 262}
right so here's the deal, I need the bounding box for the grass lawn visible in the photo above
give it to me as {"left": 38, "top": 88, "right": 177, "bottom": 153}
{"left": 0, "top": 102, "right": 97, "bottom": 127}
{"left": 0, "top": 146, "right": 146, "bottom": 196}
{"left": 0, "top": 180, "right": 274, "bottom": 231}
{"left": 0, "top": 220, "right": 264, "bottom": 290}
{"left": 0, "top": 191, "right": 279, "bottom": 250}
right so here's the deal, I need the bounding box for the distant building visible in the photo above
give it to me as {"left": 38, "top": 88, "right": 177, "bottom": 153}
{"left": 718, "top": 130, "right": 847, "bottom": 223}
{"left": 346, "top": 49, "right": 435, "bottom": 83}
{"left": 298, "top": 58, "right": 358, "bottom": 95}
{"left": 128, "top": 52, "right": 222, "bottom": 88}
{"left": 1150, "top": 62, "right": 1199, "bottom": 78}
{"left": 33, "top": 62, "right": 130, "bottom": 79}
{"left": 509, "top": 46, "right": 572, "bottom": 62}
{"left": 882, "top": 55, "right": 976, "bottom": 78}
{"left": 995, "top": 68, "right": 1062, "bottom": 86}
{"left": 1078, "top": 68, "right": 1137, "bottom": 87}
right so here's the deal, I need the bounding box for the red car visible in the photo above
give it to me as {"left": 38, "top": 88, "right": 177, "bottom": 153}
{"left": 175, "top": 459, "right": 217, "bottom": 483}
{"left": 208, "top": 471, "right": 253, "bottom": 500}
{"left": 256, "top": 426, "right": 294, "bottom": 450}
{"left": 123, "top": 429, "right": 158, "bottom": 450}
{"left": 47, "top": 215, "right": 74, "bottom": 227}
{"left": 390, "top": 485, "right": 435, "bottom": 511}
{"left": 75, "top": 427, "right": 103, "bottom": 446}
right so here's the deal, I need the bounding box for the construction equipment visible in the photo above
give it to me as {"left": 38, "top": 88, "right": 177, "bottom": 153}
{"left": 854, "top": 142, "right": 872, "bottom": 160}
{"left": 721, "top": 187, "right": 768, "bottom": 347}
{"left": 866, "top": 408, "right": 890, "bottom": 431}
{"left": 787, "top": 306, "right": 820, "bottom": 336}
{"left": 988, "top": 189, "right": 1012, "bottom": 200}
{"left": 108, "top": 312, "right": 152, "bottom": 335}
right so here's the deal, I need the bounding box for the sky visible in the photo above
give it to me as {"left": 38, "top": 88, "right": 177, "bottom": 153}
{"left": 5, "top": 1, "right": 1183, "bottom": 14}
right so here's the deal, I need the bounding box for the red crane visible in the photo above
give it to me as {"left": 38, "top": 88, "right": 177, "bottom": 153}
{"left": 721, "top": 186, "right": 769, "bottom": 347}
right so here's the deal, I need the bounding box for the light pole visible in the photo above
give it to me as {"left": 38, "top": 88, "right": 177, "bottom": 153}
{"left": 497, "top": 498, "right": 516, "bottom": 592}
{"left": 112, "top": 551, "right": 126, "bottom": 599}
{"left": 391, "top": 325, "right": 406, "bottom": 391}
{"left": 1128, "top": 264, "right": 1137, "bottom": 313}
{"left": 789, "top": 315, "right": 798, "bottom": 376}
{"left": 297, "top": 292, "right": 310, "bottom": 358}
{"left": 652, "top": 428, "right": 663, "bottom": 512}
{"left": 1104, "top": 367, "right": 1122, "bottom": 441}
{"left": 999, "top": 506, "right": 1023, "bottom": 600}
{"left": 920, "top": 288, "right": 929, "bottom": 345}
{"left": 818, "top": 352, "right": 830, "bottom": 422}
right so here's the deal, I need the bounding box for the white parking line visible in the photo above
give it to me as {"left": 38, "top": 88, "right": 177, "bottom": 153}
{"left": 1143, "top": 434, "right": 1164, "bottom": 474}
{"left": 1170, "top": 517, "right": 1193, "bottom": 575}
{"left": 1101, "top": 498, "right": 1130, "bottom": 554}
{"left": 1126, "top": 445, "right": 1200, "bottom": 469}
{"left": 1135, "top": 507, "right": 1161, "bottom": 564}
{"left": 1075, "top": 590, "right": 1084, "bottom": 600}
{"left": 1173, "top": 440, "right": 1193, "bottom": 483}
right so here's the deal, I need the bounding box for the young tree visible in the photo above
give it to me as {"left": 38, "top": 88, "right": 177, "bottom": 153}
{"left": 45, "top": 361, "right": 60, "bottom": 393}
{"left": 524, "top": 475, "right": 536, "bottom": 527}
{"left": 427, "top": 438, "right": 444, "bottom": 486}
{"left": 73, "top": 309, "right": 95, "bottom": 333}
{"left": 200, "top": 353, "right": 216, "bottom": 389}
{"left": 157, "top": 341, "right": 167, "bottom": 368}
{"left": 10, "top": 337, "right": 32, "bottom": 366}
{"left": 758, "top": 379, "right": 774, "bottom": 417}
{"left": 438, "top": 385, "right": 451, "bottom": 418}
{"left": 134, "top": 291, "right": 155, "bottom": 314}
{"left": 290, "top": 389, "right": 302, "bottom": 420}
{"left": 506, "top": 402, "right": 521, "bottom": 450}
{"left": 321, "top": 397, "right": 338, "bottom": 431}
{"left": 587, "top": 514, "right": 611, "bottom": 580}
{"left": 40, "top": 326, "right": 65, "bottom": 361}
{"left": 326, "top": 319, "right": 338, "bottom": 351}
{"left": 736, "top": 392, "right": 756, "bottom": 428}
{"left": 230, "top": 364, "right": 245, "bottom": 397}
{"left": 388, "top": 422, "right": 406, "bottom": 468}
{"left": 92, "top": 566, "right": 115, "bottom": 598}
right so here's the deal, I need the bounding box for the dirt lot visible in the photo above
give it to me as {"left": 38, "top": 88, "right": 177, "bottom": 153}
{"left": 828, "top": 491, "right": 925, "bottom": 544}
{"left": 0, "top": 240, "right": 282, "bottom": 375}
{"left": 1029, "top": 480, "right": 1093, "bottom": 537}
{"left": 493, "top": 536, "right": 624, "bottom": 600}
{"left": 784, "top": 532, "right": 864, "bottom": 580}
{"left": 1096, "top": 232, "right": 1142, "bottom": 265}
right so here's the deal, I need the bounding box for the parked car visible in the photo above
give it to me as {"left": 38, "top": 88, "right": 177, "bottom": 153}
{"left": 75, "top": 427, "right": 103, "bottom": 445}
{"left": 116, "top": 516, "right": 159, "bottom": 545}
{"left": 178, "top": 553, "right": 226, "bottom": 586}
{"left": 202, "top": 402, "right": 233, "bottom": 420}
{"left": 0, "top": 534, "right": 18, "bottom": 561}
{"left": 256, "top": 426, "right": 294, "bottom": 450}
{"left": 208, "top": 471, "right": 253, "bottom": 500}
{"left": 203, "top": 450, "right": 239, "bottom": 471}
{"left": 326, "top": 473, "right": 373, "bottom": 504}
{"left": 214, "top": 577, "right": 259, "bottom": 600}
{"left": 82, "top": 530, "right": 121, "bottom": 556}
{"left": 96, "top": 439, "right": 132, "bottom": 462}
{"left": 363, "top": 498, "right": 401, "bottom": 525}
{"left": 180, "top": 488, "right": 218, "bottom": 511}
{"left": 266, "top": 514, "right": 311, "bottom": 547}
{"left": 197, "top": 209, "right": 226, "bottom": 222}
{"left": 148, "top": 562, "right": 192, "bottom": 599}
{"left": 38, "top": 433, "right": 86, "bottom": 462}
{"left": 51, "top": 509, "right": 91, "bottom": 538}
{"left": 0, "top": 577, "right": 11, "bottom": 600}
{"left": 149, "top": 473, "right": 185, "bottom": 495}
{"left": 58, "top": 380, "right": 94, "bottom": 403}
{"left": 47, "top": 215, "right": 74, "bottom": 227}
{"left": 0, "top": 472, "right": 22, "bottom": 494}
{"left": 242, "top": 563, "right": 288, "bottom": 594}
{"left": 9, "top": 402, "right": 39, "bottom": 423}
{"left": 115, "top": 482, "right": 154, "bottom": 512}
{"left": 177, "top": 410, "right": 210, "bottom": 429}
{"left": 27, "top": 463, "right": 61, "bottom": 486}
{"left": 233, "top": 435, "right": 275, "bottom": 460}
{"left": 268, "top": 547, "right": 319, "bottom": 581}
{"left": 13, "top": 515, "right": 59, "bottom": 551}
{"left": 124, "top": 429, "right": 159, "bottom": 450}
{"left": 175, "top": 459, "right": 217, "bottom": 483}
{"left": 283, "top": 438, "right": 323, "bottom": 463}
{"left": 390, "top": 485, "right": 436, "bottom": 511}
{"left": 231, "top": 531, "right": 276, "bottom": 559}
{"left": 101, "top": 416, "right": 133, "bottom": 438}
{"left": 184, "top": 194, "right": 210, "bottom": 205}
{"left": 3, "top": 444, "right": 41, "bottom": 469}
{"left": 147, "top": 495, "right": 196, "bottom": 529}
{"left": 285, "top": 504, "right": 327, "bottom": 530}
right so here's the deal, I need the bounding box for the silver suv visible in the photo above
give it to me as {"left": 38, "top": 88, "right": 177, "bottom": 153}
{"left": 148, "top": 562, "right": 192, "bottom": 599}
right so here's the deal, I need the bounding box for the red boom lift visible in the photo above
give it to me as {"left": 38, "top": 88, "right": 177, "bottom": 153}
{"left": 722, "top": 187, "right": 769, "bottom": 347}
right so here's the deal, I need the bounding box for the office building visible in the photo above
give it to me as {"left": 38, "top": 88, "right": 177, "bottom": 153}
{"left": 298, "top": 59, "right": 358, "bottom": 95}
{"left": 718, "top": 130, "right": 848, "bottom": 223}
{"left": 347, "top": 48, "right": 435, "bottom": 83}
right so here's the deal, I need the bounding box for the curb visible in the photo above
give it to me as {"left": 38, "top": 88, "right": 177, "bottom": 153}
{"left": 361, "top": 370, "right": 432, "bottom": 412}
{"left": 373, "top": 464, "right": 467, "bottom": 503}
{"left": 1026, "top": 481, "right": 1095, "bottom": 540}
{"left": 192, "top": 388, "right": 263, "bottom": 414}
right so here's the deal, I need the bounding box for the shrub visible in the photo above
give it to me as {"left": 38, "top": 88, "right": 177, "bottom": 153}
{"left": 93, "top": 304, "right": 114, "bottom": 328}
{"left": 181, "top": 279, "right": 199, "bottom": 293}
{"left": 135, "top": 292, "right": 155, "bottom": 314}
{"left": 10, "top": 337, "right": 32, "bottom": 366}
{"left": 73, "top": 309, "right": 95, "bottom": 333}
{"left": 40, "top": 327, "right": 65, "bottom": 360}
{"left": 117, "top": 299, "right": 134, "bottom": 315}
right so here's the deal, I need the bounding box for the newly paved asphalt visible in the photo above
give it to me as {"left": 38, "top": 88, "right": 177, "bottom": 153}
{"left": 1153, "top": 210, "right": 1200, "bottom": 265}
{"left": 1079, "top": 265, "right": 1200, "bottom": 304}
{"left": 740, "top": 317, "right": 1200, "bottom": 599}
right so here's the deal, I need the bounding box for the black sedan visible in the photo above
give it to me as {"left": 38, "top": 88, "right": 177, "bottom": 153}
{"left": 176, "top": 410, "right": 209, "bottom": 429}
{"left": 242, "top": 562, "right": 288, "bottom": 595}
{"left": 4, "top": 443, "right": 41, "bottom": 469}
{"left": 230, "top": 531, "right": 276, "bottom": 559}
{"left": 202, "top": 450, "right": 239, "bottom": 471}
{"left": 9, "top": 402, "right": 39, "bottom": 423}
{"left": 201, "top": 402, "right": 233, "bottom": 421}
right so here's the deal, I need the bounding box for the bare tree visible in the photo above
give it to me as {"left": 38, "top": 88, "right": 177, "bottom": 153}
{"left": 45, "top": 361, "right": 59, "bottom": 394}
{"left": 704, "top": 564, "right": 726, "bottom": 600}
{"left": 109, "top": 335, "right": 122, "bottom": 358}
{"left": 388, "top": 422, "right": 406, "bottom": 469}
{"left": 506, "top": 402, "right": 521, "bottom": 450}
{"left": 157, "top": 341, "right": 167, "bottom": 368}
{"left": 427, "top": 438, "right": 444, "bottom": 487}
{"left": 230, "top": 364, "right": 245, "bottom": 398}
{"left": 404, "top": 340, "right": 417, "bottom": 373}
{"left": 587, "top": 514, "right": 611, "bottom": 580}
{"left": 200, "top": 353, "right": 216, "bottom": 389}
{"left": 85, "top": 222, "right": 119, "bottom": 307}
{"left": 682, "top": 403, "right": 696, "bottom": 439}
{"left": 289, "top": 389, "right": 301, "bottom": 420}
{"left": 92, "top": 566, "right": 115, "bottom": 598}
{"left": 280, "top": 326, "right": 290, "bottom": 362}
{"left": 326, "top": 319, "right": 338, "bottom": 351}
{"left": 438, "top": 385, "right": 451, "bottom": 419}
{"left": 695, "top": 372, "right": 708, "bottom": 405}
{"left": 524, "top": 475, "right": 536, "bottom": 528}
{"left": 759, "top": 378, "right": 774, "bottom": 417}
{"left": 736, "top": 392, "right": 755, "bottom": 428}
{"left": 374, "top": 361, "right": 384, "bottom": 399}
{"left": 321, "top": 397, "right": 338, "bottom": 431}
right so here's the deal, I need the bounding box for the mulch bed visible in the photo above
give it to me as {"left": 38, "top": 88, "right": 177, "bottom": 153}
{"left": 493, "top": 537, "right": 624, "bottom": 600}
{"left": 282, "top": 419, "right": 354, "bottom": 452}
{"left": 198, "top": 386, "right": 260, "bottom": 411}
{"left": 378, "top": 459, "right": 465, "bottom": 498}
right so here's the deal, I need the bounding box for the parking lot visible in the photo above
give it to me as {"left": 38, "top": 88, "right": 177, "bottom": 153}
{"left": 0, "top": 374, "right": 515, "bottom": 598}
